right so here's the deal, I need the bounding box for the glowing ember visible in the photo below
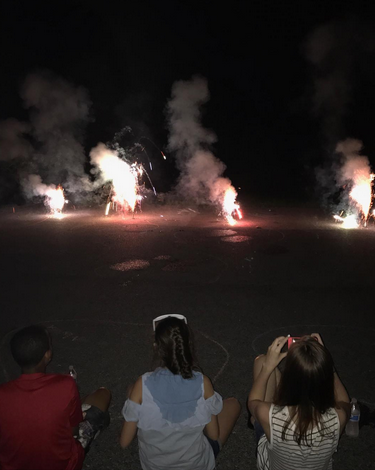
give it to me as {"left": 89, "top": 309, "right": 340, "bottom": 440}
{"left": 46, "top": 185, "right": 65, "bottom": 217}
{"left": 223, "top": 187, "right": 242, "bottom": 225}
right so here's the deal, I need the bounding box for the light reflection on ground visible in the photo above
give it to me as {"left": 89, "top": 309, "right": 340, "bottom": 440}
{"left": 110, "top": 260, "right": 150, "bottom": 271}
{"left": 220, "top": 235, "right": 250, "bottom": 243}
{"left": 209, "top": 229, "right": 237, "bottom": 237}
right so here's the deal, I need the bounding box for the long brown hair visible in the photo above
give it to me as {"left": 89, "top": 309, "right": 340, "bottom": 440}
{"left": 274, "top": 336, "right": 336, "bottom": 445}
{"left": 154, "top": 317, "right": 200, "bottom": 379}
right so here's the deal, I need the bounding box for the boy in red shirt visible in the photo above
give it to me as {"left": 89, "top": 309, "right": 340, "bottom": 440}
{"left": 0, "top": 325, "right": 111, "bottom": 470}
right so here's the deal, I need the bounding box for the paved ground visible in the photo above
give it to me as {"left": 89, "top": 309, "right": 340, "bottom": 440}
{"left": 0, "top": 198, "right": 374, "bottom": 469}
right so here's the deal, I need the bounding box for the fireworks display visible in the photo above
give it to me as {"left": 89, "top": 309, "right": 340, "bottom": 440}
{"left": 46, "top": 185, "right": 65, "bottom": 218}
{"left": 90, "top": 143, "right": 142, "bottom": 216}
{"left": 1, "top": 73, "right": 244, "bottom": 225}
{"left": 332, "top": 139, "right": 374, "bottom": 229}
{"left": 223, "top": 187, "right": 243, "bottom": 226}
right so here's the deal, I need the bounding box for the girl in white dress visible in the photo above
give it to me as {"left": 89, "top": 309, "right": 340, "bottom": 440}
{"left": 120, "top": 315, "right": 241, "bottom": 470}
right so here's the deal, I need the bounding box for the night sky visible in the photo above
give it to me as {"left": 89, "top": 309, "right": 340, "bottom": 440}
{"left": 2, "top": 0, "right": 375, "bottom": 203}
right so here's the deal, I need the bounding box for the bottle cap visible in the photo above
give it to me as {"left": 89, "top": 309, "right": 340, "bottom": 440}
{"left": 352, "top": 398, "right": 357, "bottom": 403}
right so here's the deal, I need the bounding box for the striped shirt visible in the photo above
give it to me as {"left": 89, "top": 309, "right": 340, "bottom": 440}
{"left": 257, "top": 404, "right": 340, "bottom": 470}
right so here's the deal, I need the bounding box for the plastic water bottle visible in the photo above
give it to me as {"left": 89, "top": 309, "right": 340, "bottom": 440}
{"left": 345, "top": 398, "right": 360, "bottom": 437}
{"left": 69, "top": 365, "right": 78, "bottom": 382}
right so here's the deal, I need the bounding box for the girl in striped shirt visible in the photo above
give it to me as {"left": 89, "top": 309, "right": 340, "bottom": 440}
{"left": 248, "top": 333, "right": 350, "bottom": 470}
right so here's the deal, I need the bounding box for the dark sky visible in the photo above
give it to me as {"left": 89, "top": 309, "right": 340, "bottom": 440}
{"left": 2, "top": 0, "right": 375, "bottom": 201}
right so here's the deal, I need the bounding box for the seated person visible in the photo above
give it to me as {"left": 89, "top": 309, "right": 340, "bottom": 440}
{"left": 0, "top": 324, "right": 111, "bottom": 470}
{"left": 120, "top": 314, "right": 241, "bottom": 470}
{"left": 248, "top": 333, "right": 350, "bottom": 470}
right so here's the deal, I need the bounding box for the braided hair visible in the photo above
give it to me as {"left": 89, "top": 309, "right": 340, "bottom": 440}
{"left": 154, "top": 317, "right": 198, "bottom": 379}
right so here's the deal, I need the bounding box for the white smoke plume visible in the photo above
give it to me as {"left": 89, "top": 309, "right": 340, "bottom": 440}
{"left": 336, "top": 139, "right": 369, "bottom": 183}
{"left": 305, "top": 18, "right": 375, "bottom": 142}
{"left": 22, "top": 174, "right": 65, "bottom": 214}
{"left": 21, "top": 71, "right": 92, "bottom": 193}
{"left": 166, "top": 75, "right": 237, "bottom": 209}
{"left": 0, "top": 119, "right": 32, "bottom": 161}
{"left": 306, "top": 19, "right": 375, "bottom": 211}
{"left": 90, "top": 142, "right": 125, "bottom": 185}
{"left": 0, "top": 70, "right": 93, "bottom": 202}
{"left": 22, "top": 174, "right": 57, "bottom": 198}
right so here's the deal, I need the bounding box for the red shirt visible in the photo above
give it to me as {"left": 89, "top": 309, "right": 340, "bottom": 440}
{"left": 0, "top": 373, "right": 85, "bottom": 470}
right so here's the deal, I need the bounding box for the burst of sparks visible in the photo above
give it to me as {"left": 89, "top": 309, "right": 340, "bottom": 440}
{"left": 333, "top": 214, "right": 359, "bottom": 229}
{"left": 46, "top": 185, "right": 65, "bottom": 218}
{"left": 102, "top": 156, "right": 139, "bottom": 214}
{"left": 349, "top": 173, "right": 374, "bottom": 222}
{"left": 223, "top": 187, "right": 242, "bottom": 225}
{"left": 342, "top": 214, "right": 359, "bottom": 229}
{"left": 334, "top": 173, "right": 374, "bottom": 229}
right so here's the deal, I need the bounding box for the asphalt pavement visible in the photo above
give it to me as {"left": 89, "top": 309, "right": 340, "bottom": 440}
{"left": 0, "top": 198, "right": 374, "bottom": 469}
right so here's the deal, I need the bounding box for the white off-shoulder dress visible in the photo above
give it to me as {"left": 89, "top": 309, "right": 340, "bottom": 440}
{"left": 122, "top": 368, "right": 223, "bottom": 470}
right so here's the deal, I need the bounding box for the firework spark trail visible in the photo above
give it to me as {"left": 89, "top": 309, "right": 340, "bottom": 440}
{"left": 336, "top": 139, "right": 374, "bottom": 225}
{"left": 166, "top": 75, "right": 242, "bottom": 224}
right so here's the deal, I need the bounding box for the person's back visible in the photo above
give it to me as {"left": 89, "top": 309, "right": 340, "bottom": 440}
{"left": 257, "top": 404, "right": 340, "bottom": 470}
{"left": 0, "top": 325, "right": 85, "bottom": 470}
{"left": 121, "top": 315, "right": 241, "bottom": 470}
{"left": 124, "top": 367, "right": 221, "bottom": 470}
{"left": 0, "top": 372, "right": 84, "bottom": 470}
{"left": 248, "top": 334, "right": 350, "bottom": 470}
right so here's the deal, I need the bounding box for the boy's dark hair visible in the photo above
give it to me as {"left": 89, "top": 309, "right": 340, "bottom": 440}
{"left": 10, "top": 325, "right": 51, "bottom": 369}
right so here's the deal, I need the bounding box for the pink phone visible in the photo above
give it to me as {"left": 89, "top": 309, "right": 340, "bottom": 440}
{"left": 288, "top": 336, "right": 301, "bottom": 348}
{"left": 288, "top": 335, "right": 319, "bottom": 349}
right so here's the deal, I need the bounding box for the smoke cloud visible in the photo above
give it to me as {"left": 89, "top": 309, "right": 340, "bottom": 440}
{"left": 305, "top": 18, "right": 375, "bottom": 142}
{"left": 336, "top": 139, "right": 370, "bottom": 185}
{"left": 166, "top": 75, "right": 237, "bottom": 209}
{"left": 0, "top": 70, "right": 93, "bottom": 202}
{"left": 316, "top": 137, "right": 373, "bottom": 215}
{"left": 306, "top": 19, "right": 375, "bottom": 213}
{"left": 22, "top": 71, "right": 92, "bottom": 194}
{"left": 22, "top": 174, "right": 58, "bottom": 199}
{"left": 0, "top": 119, "right": 32, "bottom": 161}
